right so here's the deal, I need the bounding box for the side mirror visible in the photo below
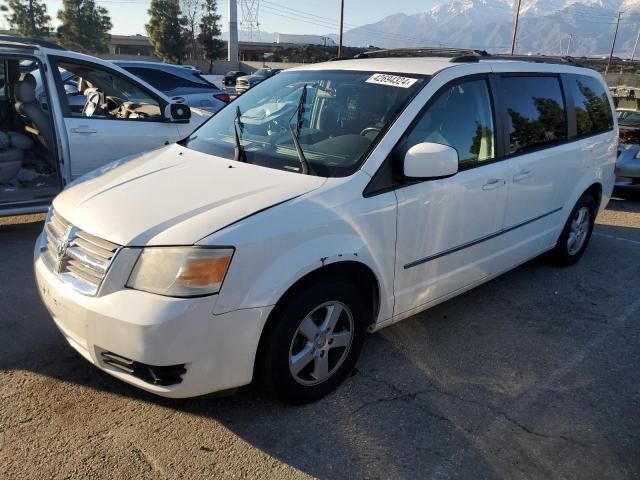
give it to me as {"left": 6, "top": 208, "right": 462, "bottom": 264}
{"left": 403, "top": 142, "right": 459, "bottom": 179}
{"left": 165, "top": 103, "right": 191, "bottom": 123}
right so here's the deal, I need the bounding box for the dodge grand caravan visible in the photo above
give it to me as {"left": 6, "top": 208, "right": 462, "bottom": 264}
{"left": 34, "top": 50, "right": 617, "bottom": 404}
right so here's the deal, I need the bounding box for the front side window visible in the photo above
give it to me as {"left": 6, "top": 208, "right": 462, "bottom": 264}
{"left": 53, "top": 60, "right": 162, "bottom": 120}
{"left": 403, "top": 78, "right": 495, "bottom": 169}
{"left": 567, "top": 75, "right": 613, "bottom": 136}
{"left": 500, "top": 76, "right": 567, "bottom": 155}
{"left": 184, "top": 70, "right": 426, "bottom": 177}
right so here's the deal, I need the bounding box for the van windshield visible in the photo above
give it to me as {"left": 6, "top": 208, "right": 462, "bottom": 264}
{"left": 184, "top": 70, "right": 426, "bottom": 177}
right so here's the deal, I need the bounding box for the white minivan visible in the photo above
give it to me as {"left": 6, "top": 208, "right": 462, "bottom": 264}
{"left": 34, "top": 50, "right": 617, "bottom": 404}
{"left": 0, "top": 37, "right": 209, "bottom": 216}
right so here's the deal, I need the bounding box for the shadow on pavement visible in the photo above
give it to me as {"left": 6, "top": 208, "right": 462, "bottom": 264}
{"left": 2, "top": 216, "right": 640, "bottom": 479}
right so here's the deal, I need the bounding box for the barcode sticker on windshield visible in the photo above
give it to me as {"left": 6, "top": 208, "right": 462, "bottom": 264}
{"left": 366, "top": 73, "right": 418, "bottom": 88}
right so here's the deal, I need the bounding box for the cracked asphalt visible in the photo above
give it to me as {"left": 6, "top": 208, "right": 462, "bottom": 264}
{"left": 1, "top": 191, "right": 639, "bottom": 480}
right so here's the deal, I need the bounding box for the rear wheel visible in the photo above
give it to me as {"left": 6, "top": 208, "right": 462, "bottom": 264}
{"left": 258, "top": 280, "right": 367, "bottom": 404}
{"left": 548, "top": 194, "right": 596, "bottom": 266}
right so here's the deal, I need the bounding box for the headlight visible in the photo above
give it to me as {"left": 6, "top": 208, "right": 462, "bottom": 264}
{"left": 126, "top": 247, "right": 234, "bottom": 297}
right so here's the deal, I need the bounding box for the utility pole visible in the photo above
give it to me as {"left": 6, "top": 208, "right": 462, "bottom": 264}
{"left": 565, "top": 33, "right": 573, "bottom": 56}
{"left": 338, "top": 0, "right": 345, "bottom": 58}
{"left": 631, "top": 25, "right": 640, "bottom": 63}
{"left": 510, "top": 0, "right": 522, "bottom": 55}
{"left": 228, "top": 0, "right": 239, "bottom": 69}
{"left": 606, "top": 10, "right": 623, "bottom": 74}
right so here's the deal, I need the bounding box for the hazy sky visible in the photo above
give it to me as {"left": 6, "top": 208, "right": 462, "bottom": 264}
{"left": 34, "top": 0, "right": 440, "bottom": 36}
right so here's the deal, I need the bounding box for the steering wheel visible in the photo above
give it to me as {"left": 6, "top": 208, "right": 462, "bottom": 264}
{"left": 82, "top": 91, "right": 102, "bottom": 117}
{"left": 106, "top": 96, "right": 125, "bottom": 113}
{"left": 360, "top": 127, "right": 381, "bottom": 137}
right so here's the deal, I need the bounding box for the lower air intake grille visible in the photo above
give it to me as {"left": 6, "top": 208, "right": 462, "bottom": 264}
{"left": 100, "top": 351, "right": 186, "bottom": 386}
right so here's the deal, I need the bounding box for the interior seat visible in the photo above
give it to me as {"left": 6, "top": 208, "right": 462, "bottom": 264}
{"left": 14, "top": 73, "right": 55, "bottom": 156}
{"left": 0, "top": 147, "right": 23, "bottom": 183}
{"left": 0, "top": 132, "right": 23, "bottom": 183}
{"left": 0, "top": 130, "right": 35, "bottom": 183}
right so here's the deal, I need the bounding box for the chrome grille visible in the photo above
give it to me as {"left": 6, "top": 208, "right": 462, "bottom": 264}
{"left": 41, "top": 209, "right": 120, "bottom": 295}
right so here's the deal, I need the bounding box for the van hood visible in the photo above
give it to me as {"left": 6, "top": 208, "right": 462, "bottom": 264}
{"left": 54, "top": 144, "right": 326, "bottom": 246}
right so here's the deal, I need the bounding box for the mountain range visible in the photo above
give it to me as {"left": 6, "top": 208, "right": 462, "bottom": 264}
{"left": 337, "top": 0, "right": 640, "bottom": 56}
{"left": 225, "top": 0, "right": 640, "bottom": 56}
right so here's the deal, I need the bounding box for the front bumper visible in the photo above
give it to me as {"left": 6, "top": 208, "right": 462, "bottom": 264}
{"left": 616, "top": 146, "right": 640, "bottom": 182}
{"left": 615, "top": 163, "right": 640, "bottom": 181}
{"left": 34, "top": 241, "right": 272, "bottom": 398}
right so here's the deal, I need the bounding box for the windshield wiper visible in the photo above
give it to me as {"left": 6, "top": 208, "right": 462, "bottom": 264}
{"left": 288, "top": 84, "right": 310, "bottom": 175}
{"left": 233, "top": 106, "right": 247, "bottom": 163}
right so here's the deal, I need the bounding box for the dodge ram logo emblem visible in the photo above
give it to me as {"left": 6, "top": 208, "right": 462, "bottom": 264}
{"left": 54, "top": 226, "right": 76, "bottom": 273}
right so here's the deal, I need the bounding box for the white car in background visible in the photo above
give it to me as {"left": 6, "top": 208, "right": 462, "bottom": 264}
{"left": 0, "top": 36, "right": 210, "bottom": 216}
{"left": 112, "top": 61, "right": 231, "bottom": 113}
{"left": 34, "top": 50, "right": 616, "bottom": 404}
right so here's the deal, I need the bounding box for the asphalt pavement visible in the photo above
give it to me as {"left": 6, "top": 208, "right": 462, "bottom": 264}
{"left": 1, "top": 193, "right": 639, "bottom": 479}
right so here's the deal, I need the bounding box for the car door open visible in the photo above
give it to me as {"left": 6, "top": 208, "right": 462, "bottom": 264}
{"left": 50, "top": 58, "right": 183, "bottom": 178}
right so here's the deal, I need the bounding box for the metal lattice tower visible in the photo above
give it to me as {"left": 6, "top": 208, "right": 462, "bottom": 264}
{"left": 239, "top": 0, "right": 261, "bottom": 41}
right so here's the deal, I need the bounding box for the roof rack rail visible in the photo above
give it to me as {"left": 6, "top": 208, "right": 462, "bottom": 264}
{"left": 0, "top": 35, "right": 66, "bottom": 51}
{"left": 346, "top": 47, "right": 489, "bottom": 60}
{"left": 330, "top": 47, "right": 583, "bottom": 67}
{"left": 453, "top": 53, "right": 582, "bottom": 66}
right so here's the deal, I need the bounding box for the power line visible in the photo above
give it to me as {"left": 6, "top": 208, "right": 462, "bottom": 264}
{"left": 260, "top": 4, "right": 432, "bottom": 46}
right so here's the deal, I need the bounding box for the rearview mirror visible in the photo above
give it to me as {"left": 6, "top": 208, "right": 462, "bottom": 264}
{"left": 403, "top": 142, "right": 459, "bottom": 179}
{"left": 165, "top": 103, "right": 191, "bottom": 123}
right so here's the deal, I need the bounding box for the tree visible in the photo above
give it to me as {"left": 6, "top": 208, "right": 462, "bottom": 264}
{"left": 1, "top": 0, "right": 51, "bottom": 38}
{"left": 57, "top": 0, "right": 112, "bottom": 53}
{"left": 198, "top": 0, "right": 223, "bottom": 73}
{"left": 146, "top": 0, "right": 187, "bottom": 64}
{"left": 181, "top": 0, "right": 201, "bottom": 60}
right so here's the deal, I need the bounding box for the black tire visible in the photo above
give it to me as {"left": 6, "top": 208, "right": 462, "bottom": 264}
{"left": 257, "top": 280, "right": 368, "bottom": 404}
{"left": 548, "top": 194, "right": 596, "bottom": 267}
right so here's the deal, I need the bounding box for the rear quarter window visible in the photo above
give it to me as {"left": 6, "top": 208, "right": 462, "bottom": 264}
{"left": 499, "top": 76, "right": 568, "bottom": 155}
{"left": 566, "top": 74, "right": 614, "bottom": 137}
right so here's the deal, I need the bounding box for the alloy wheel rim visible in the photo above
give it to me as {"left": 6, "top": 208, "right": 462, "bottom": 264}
{"left": 567, "top": 206, "right": 591, "bottom": 256}
{"left": 288, "top": 301, "right": 354, "bottom": 386}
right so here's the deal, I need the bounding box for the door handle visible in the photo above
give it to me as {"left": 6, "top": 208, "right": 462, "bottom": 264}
{"left": 513, "top": 169, "right": 532, "bottom": 182}
{"left": 482, "top": 178, "right": 506, "bottom": 191}
{"left": 70, "top": 126, "right": 97, "bottom": 135}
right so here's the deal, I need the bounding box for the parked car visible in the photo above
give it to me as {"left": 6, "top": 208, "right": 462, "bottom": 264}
{"left": 223, "top": 70, "right": 249, "bottom": 86}
{"left": 181, "top": 64, "right": 201, "bottom": 74}
{"left": 616, "top": 109, "right": 640, "bottom": 144}
{"left": 235, "top": 68, "right": 282, "bottom": 93}
{"left": 0, "top": 37, "right": 210, "bottom": 216}
{"left": 615, "top": 144, "right": 640, "bottom": 187}
{"left": 113, "top": 61, "right": 230, "bottom": 112}
{"left": 35, "top": 52, "right": 616, "bottom": 404}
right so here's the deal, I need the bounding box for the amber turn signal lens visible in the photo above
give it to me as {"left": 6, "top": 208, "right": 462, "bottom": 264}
{"left": 179, "top": 256, "right": 232, "bottom": 287}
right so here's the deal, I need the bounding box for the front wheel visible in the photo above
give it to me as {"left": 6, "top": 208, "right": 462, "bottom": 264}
{"left": 258, "top": 280, "right": 367, "bottom": 404}
{"left": 548, "top": 194, "right": 596, "bottom": 266}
